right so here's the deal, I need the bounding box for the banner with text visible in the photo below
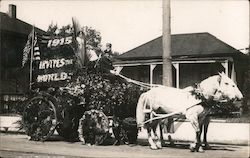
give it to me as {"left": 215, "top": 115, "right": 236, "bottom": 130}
{"left": 33, "top": 34, "right": 77, "bottom": 88}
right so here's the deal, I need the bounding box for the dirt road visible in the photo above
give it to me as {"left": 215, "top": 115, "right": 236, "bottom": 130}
{"left": 0, "top": 133, "right": 249, "bottom": 158}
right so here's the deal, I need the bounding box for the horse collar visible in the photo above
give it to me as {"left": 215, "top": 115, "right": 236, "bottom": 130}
{"left": 191, "top": 84, "right": 204, "bottom": 100}
{"left": 191, "top": 83, "right": 220, "bottom": 108}
{"left": 191, "top": 84, "right": 212, "bottom": 107}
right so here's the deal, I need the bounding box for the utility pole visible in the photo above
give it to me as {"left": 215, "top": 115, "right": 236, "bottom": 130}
{"left": 162, "top": 0, "right": 172, "bottom": 86}
{"left": 162, "top": 0, "right": 174, "bottom": 134}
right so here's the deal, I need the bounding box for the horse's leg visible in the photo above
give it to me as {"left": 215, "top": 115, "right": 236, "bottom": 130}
{"left": 189, "top": 120, "right": 202, "bottom": 152}
{"left": 202, "top": 116, "right": 211, "bottom": 149}
{"left": 161, "top": 118, "right": 174, "bottom": 146}
{"left": 147, "top": 126, "right": 158, "bottom": 150}
{"left": 152, "top": 122, "right": 162, "bottom": 149}
{"left": 194, "top": 128, "right": 203, "bottom": 152}
{"left": 166, "top": 117, "right": 175, "bottom": 146}
{"left": 186, "top": 107, "right": 203, "bottom": 152}
{"left": 159, "top": 121, "right": 166, "bottom": 147}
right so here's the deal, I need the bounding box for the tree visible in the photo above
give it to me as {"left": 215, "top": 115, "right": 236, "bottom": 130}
{"left": 46, "top": 23, "right": 102, "bottom": 51}
{"left": 84, "top": 26, "right": 102, "bottom": 49}
{"left": 242, "top": 55, "right": 250, "bottom": 114}
{"left": 46, "top": 23, "right": 59, "bottom": 36}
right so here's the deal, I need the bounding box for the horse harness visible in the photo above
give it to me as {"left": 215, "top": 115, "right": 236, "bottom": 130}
{"left": 141, "top": 78, "right": 223, "bottom": 126}
{"left": 191, "top": 76, "right": 222, "bottom": 109}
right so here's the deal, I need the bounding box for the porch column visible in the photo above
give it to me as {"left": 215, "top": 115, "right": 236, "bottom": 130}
{"left": 150, "top": 64, "right": 156, "bottom": 87}
{"left": 173, "top": 63, "right": 180, "bottom": 88}
{"left": 221, "top": 60, "right": 229, "bottom": 77}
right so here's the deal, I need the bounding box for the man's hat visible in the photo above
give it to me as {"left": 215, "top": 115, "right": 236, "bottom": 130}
{"left": 106, "top": 43, "right": 112, "bottom": 47}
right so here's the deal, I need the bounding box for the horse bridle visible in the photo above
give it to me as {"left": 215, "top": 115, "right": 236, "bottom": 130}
{"left": 191, "top": 75, "right": 225, "bottom": 104}
{"left": 212, "top": 75, "right": 233, "bottom": 103}
{"left": 212, "top": 75, "right": 222, "bottom": 98}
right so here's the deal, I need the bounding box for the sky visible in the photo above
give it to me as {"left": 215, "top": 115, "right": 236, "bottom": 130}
{"left": 1, "top": 0, "right": 249, "bottom": 53}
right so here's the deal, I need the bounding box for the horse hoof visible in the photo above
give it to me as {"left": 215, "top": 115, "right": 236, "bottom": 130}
{"left": 156, "top": 142, "right": 162, "bottom": 149}
{"left": 190, "top": 147, "right": 195, "bottom": 152}
{"left": 202, "top": 144, "right": 211, "bottom": 150}
{"left": 150, "top": 145, "right": 158, "bottom": 150}
{"left": 197, "top": 146, "right": 204, "bottom": 153}
{"left": 189, "top": 143, "right": 196, "bottom": 152}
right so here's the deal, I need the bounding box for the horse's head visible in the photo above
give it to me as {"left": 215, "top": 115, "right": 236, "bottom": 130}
{"left": 216, "top": 72, "right": 243, "bottom": 102}
{"left": 199, "top": 72, "right": 243, "bottom": 103}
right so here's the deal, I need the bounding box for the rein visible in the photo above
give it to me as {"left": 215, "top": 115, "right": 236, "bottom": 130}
{"left": 110, "top": 70, "right": 163, "bottom": 89}
{"left": 138, "top": 111, "right": 182, "bottom": 127}
{"left": 111, "top": 71, "right": 231, "bottom": 126}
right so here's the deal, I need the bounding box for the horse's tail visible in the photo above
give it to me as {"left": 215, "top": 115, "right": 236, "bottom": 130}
{"left": 136, "top": 93, "right": 147, "bottom": 127}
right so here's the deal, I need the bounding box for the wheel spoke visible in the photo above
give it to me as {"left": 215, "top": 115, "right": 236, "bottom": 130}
{"left": 22, "top": 96, "right": 57, "bottom": 141}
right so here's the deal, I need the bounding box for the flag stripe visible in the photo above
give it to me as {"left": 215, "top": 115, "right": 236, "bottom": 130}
{"left": 34, "top": 57, "right": 41, "bottom": 60}
{"left": 34, "top": 52, "right": 40, "bottom": 56}
{"left": 34, "top": 47, "right": 39, "bottom": 51}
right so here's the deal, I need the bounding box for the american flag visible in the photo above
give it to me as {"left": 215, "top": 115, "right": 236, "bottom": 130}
{"left": 22, "top": 28, "right": 39, "bottom": 67}
{"left": 22, "top": 29, "right": 33, "bottom": 67}
{"left": 33, "top": 33, "right": 40, "bottom": 61}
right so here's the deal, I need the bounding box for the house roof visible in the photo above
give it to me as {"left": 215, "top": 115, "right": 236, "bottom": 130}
{"left": 1, "top": 12, "right": 46, "bottom": 94}
{"left": 0, "top": 12, "right": 45, "bottom": 35}
{"left": 117, "top": 32, "right": 243, "bottom": 60}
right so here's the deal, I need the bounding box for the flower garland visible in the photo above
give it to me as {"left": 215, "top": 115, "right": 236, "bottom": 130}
{"left": 21, "top": 69, "right": 147, "bottom": 142}
{"left": 78, "top": 110, "right": 109, "bottom": 145}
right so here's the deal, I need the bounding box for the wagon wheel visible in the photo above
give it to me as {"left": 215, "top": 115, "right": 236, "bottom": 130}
{"left": 22, "top": 95, "right": 57, "bottom": 141}
{"left": 78, "top": 110, "right": 109, "bottom": 145}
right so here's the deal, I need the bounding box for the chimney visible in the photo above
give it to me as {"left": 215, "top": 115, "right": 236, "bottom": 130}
{"left": 8, "top": 4, "right": 16, "bottom": 18}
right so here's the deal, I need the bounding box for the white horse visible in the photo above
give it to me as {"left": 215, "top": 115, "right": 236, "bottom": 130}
{"left": 136, "top": 72, "right": 243, "bottom": 152}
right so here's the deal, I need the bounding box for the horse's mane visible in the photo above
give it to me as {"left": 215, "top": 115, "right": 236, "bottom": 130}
{"left": 199, "top": 75, "right": 220, "bottom": 95}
